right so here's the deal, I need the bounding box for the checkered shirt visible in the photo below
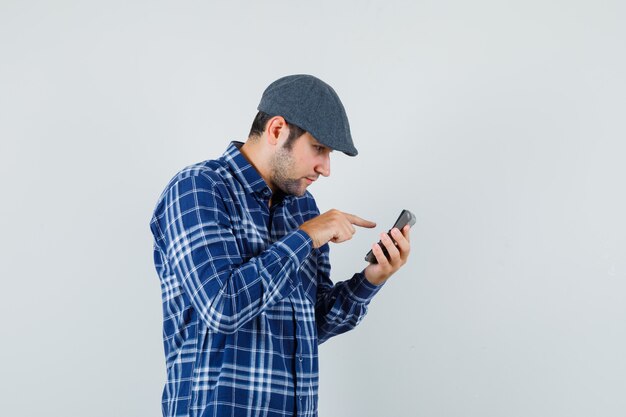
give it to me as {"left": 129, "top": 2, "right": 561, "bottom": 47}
{"left": 150, "top": 142, "right": 383, "bottom": 417}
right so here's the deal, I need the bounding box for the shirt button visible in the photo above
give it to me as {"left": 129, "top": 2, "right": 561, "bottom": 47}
{"left": 298, "top": 355, "right": 303, "bottom": 362}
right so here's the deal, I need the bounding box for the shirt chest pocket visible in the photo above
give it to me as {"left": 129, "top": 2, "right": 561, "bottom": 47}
{"left": 231, "top": 221, "right": 268, "bottom": 260}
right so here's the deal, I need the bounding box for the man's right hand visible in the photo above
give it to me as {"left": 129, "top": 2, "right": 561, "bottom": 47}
{"left": 299, "top": 209, "right": 376, "bottom": 249}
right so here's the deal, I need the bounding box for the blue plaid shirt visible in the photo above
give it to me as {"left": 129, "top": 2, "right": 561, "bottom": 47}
{"left": 150, "top": 142, "right": 383, "bottom": 417}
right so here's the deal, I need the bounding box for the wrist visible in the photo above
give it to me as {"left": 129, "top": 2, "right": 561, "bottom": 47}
{"left": 363, "top": 267, "right": 386, "bottom": 286}
{"left": 299, "top": 225, "right": 319, "bottom": 248}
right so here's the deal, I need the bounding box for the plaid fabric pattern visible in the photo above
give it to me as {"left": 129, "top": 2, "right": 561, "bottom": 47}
{"left": 150, "top": 142, "right": 383, "bottom": 417}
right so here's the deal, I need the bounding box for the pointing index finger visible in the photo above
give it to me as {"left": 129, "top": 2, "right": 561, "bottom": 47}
{"left": 344, "top": 213, "right": 377, "bottom": 228}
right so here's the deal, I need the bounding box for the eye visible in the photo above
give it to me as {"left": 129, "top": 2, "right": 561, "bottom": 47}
{"left": 314, "top": 145, "right": 325, "bottom": 153}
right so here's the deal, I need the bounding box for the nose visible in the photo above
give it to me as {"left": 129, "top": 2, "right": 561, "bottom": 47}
{"left": 315, "top": 154, "right": 331, "bottom": 177}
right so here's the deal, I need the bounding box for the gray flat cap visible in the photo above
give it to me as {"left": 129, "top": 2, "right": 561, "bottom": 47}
{"left": 257, "top": 74, "right": 358, "bottom": 156}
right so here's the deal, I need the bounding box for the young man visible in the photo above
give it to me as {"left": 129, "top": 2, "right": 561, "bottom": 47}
{"left": 150, "top": 74, "right": 411, "bottom": 417}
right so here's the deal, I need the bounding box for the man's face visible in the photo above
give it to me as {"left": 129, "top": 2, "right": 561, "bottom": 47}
{"left": 269, "top": 131, "right": 332, "bottom": 197}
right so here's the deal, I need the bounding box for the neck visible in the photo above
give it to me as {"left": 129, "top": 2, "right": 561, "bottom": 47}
{"left": 239, "top": 138, "right": 276, "bottom": 194}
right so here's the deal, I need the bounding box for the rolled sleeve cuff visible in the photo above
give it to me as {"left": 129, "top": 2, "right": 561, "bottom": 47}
{"left": 345, "top": 271, "right": 385, "bottom": 303}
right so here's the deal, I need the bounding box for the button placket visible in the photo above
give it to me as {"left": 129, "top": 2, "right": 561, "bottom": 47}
{"left": 293, "top": 295, "right": 305, "bottom": 413}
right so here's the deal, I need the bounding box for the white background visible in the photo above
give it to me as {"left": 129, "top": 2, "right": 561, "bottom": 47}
{"left": 1, "top": 1, "right": 625, "bottom": 416}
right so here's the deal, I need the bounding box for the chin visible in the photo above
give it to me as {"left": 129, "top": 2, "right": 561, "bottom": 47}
{"left": 276, "top": 178, "right": 308, "bottom": 197}
{"left": 285, "top": 186, "right": 307, "bottom": 197}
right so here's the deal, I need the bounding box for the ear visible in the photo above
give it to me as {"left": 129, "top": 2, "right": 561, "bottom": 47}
{"left": 265, "top": 116, "right": 287, "bottom": 146}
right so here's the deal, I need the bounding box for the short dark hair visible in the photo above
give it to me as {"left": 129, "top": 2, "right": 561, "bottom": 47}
{"left": 248, "top": 111, "right": 306, "bottom": 150}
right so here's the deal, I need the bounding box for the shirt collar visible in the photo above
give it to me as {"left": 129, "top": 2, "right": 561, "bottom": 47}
{"left": 224, "top": 141, "right": 294, "bottom": 204}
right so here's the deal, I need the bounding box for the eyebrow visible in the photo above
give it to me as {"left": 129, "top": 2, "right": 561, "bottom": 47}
{"left": 312, "top": 141, "right": 332, "bottom": 152}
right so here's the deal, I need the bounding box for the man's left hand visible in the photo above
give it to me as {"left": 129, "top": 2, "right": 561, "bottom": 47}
{"left": 363, "top": 225, "right": 411, "bottom": 286}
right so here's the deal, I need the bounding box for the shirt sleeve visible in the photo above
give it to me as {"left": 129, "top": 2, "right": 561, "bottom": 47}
{"left": 313, "top": 240, "right": 385, "bottom": 345}
{"left": 152, "top": 173, "right": 313, "bottom": 334}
